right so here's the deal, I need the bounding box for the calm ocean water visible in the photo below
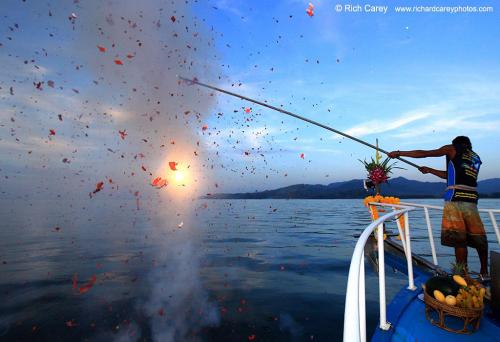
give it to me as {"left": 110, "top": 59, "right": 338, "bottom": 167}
{"left": 1, "top": 198, "right": 499, "bottom": 341}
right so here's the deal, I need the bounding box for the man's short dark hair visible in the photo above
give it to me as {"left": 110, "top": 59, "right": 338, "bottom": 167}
{"left": 452, "top": 136, "right": 472, "bottom": 149}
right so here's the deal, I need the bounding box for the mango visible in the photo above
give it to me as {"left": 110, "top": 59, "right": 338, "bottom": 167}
{"left": 453, "top": 275, "right": 467, "bottom": 287}
{"left": 434, "top": 290, "right": 446, "bottom": 303}
{"left": 445, "top": 295, "right": 457, "bottom": 306}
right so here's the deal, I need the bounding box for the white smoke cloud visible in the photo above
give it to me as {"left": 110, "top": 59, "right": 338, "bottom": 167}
{"left": 1, "top": 0, "right": 222, "bottom": 340}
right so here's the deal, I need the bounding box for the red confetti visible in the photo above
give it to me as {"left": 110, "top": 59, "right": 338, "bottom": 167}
{"left": 168, "top": 161, "right": 177, "bottom": 171}
{"left": 66, "top": 320, "right": 78, "bottom": 328}
{"left": 114, "top": 59, "right": 123, "bottom": 65}
{"left": 244, "top": 107, "right": 251, "bottom": 113}
{"left": 202, "top": 125, "right": 208, "bottom": 131}
{"left": 93, "top": 181, "right": 104, "bottom": 194}
{"left": 118, "top": 130, "right": 127, "bottom": 140}
{"left": 49, "top": 129, "right": 56, "bottom": 136}
{"left": 300, "top": 153, "right": 305, "bottom": 159}
{"left": 306, "top": 3, "right": 314, "bottom": 17}
{"left": 78, "top": 275, "right": 97, "bottom": 294}
{"left": 72, "top": 273, "right": 78, "bottom": 290}
{"left": 248, "top": 335, "right": 256, "bottom": 341}
{"left": 126, "top": 54, "right": 135, "bottom": 59}
{"left": 170, "top": 16, "right": 176, "bottom": 22}
{"left": 97, "top": 45, "right": 106, "bottom": 52}
{"left": 151, "top": 177, "right": 167, "bottom": 189}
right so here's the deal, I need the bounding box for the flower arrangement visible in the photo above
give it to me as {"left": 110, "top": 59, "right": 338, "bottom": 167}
{"left": 363, "top": 195, "right": 402, "bottom": 219}
{"left": 361, "top": 141, "right": 406, "bottom": 239}
{"left": 360, "top": 140, "right": 402, "bottom": 194}
{"left": 363, "top": 195, "right": 406, "bottom": 240}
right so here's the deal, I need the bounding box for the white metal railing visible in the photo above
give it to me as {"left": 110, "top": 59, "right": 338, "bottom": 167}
{"left": 343, "top": 201, "right": 500, "bottom": 342}
{"left": 343, "top": 208, "right": 415, "bottom": 342}
{"left": 398, "top": 202, "right": 500, "bottom": 247}
{"left": 372, "top": 202, "right": 500, "bottom": 267}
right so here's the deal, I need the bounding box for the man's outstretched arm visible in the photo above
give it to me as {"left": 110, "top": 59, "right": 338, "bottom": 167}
{"left": 388, "top": 145, "right": 455, "bottom": 159}
{"left": 419, "top": 166, "right": 447, "bottom": 180}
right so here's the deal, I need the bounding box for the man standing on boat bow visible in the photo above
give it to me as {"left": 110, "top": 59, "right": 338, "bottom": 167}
{"left": 388, "top": 136, "right": 488, "bottom": 277}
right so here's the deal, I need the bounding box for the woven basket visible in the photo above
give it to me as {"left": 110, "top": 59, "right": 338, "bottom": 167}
{"left": 424, "top": 291, "right": 483, "bottom": 334}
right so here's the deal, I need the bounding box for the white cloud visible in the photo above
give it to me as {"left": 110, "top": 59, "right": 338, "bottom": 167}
{"left": 392, "top": 113, "right": 500, "bottom": 140}
{"left": 341, "top": 110, "right": 431, "bottom": 138}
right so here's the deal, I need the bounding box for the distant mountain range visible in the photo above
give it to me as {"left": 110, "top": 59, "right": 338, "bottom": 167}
{"left": 204, "top": 177, "right": 500, "bottom": 199}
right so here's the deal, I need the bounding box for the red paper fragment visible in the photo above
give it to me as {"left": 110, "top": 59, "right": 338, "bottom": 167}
{"left": 66, "top": 320, "right": 78, "bottom": 328}
{"left": 93, "top": 181, "right": 104, "bottom": 194}
{"left": 244, "top": 107, "right": 251, "bottom": 113}
{"left": 248, "top": 335, "right": 256, "bottom": 341}
{"left": 202, "top": 125, "right": 208, "bottom": 131}
{"left": 118, "top": 130, "right": 127, "bottom": 140}
{"left": 72, "top": 273, "right": 78, "bottom": 290}
{"left": 49, "top": 129, "right": 56, "bottom": 136}
{"left": 151, "top": 177, "right": 167, "bottom": 189}
{"left": 114, "top": 59, "right": 123, "bottom": 65}
{"left": 300, "top": 153, "right": 305, "bottom": 159}
{"left": 78, "top": 275, "right": 97, "bottom": 294}
{"left": 97, "top": 45, "right": 106, "bottom": 52}
{"left": 126, "top": 54, "right": 135, "bottom": 59}
{"left": 306, "top": 3, "right": 314, "bottom": 17}
{"left": 168, "top": 161, "right": 177, "bottom": 171}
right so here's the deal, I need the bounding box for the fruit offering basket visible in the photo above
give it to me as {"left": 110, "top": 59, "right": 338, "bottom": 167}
{"left": 423, "top": 275, "right": 485, "bottom": 334}
{"left": 424, "top": 290, "right": 483, "bottom": 334}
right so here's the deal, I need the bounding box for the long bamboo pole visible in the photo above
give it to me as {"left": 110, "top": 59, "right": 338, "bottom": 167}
{"left": 178, "top": 76, "right": 421, "bottom": 169}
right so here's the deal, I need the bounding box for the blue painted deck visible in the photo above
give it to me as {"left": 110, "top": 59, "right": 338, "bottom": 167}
{"left": 371, "top": 248, "right": 500, "bottom": 342}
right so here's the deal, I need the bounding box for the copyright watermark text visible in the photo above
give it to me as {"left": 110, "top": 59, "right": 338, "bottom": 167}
{"left": 334, "top": 3, "right": 494, "bottom": 14}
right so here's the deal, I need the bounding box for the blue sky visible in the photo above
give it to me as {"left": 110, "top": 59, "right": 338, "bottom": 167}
{"left": 1, "top": 0, "right": 499, "bottom": 196}
{"left": 194, "top": 0, "right": 500, "bottom": 191}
